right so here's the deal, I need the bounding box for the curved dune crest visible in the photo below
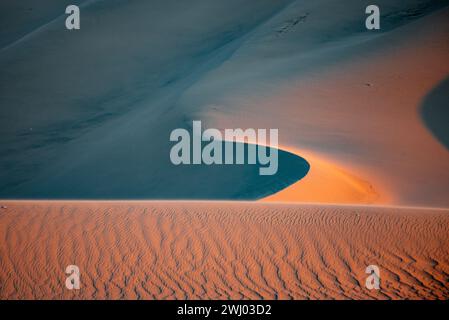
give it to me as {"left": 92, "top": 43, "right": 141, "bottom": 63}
{"left": 0, "top": 1, "right": 448, "bottom": 304}
{"left": 0, "top": 201, "right": 448, "bottom": 300}
{"left": 420, "top": 77, "right": 449, "bottom": 151}
{"left": 189, "top": 5, "right": 449, "bottom": 207}
{"left": 263, "top": 147, "right": 384, "bottom": 204}
{"left": 0, "top": 140, "right": 309, "bottom": 200}
{"left": 1, "top": 1, "right": 448, "bottom": 204}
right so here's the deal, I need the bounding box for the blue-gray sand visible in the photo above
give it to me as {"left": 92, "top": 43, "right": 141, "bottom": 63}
{"left": 420, "top": 77, "right": 449, "bottom": 151}
{"left": 0, "top": 0, "right": 447, "bottom": 199}
{"left": 1, "top": 139, "right": 309, "bottom": 200}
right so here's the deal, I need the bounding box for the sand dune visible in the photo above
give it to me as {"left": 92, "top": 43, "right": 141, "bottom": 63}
{"left": 263, "top": 148, "right": 381, "bottom": 204}
{"left": 1, "top": 0, "right": 448, "bottom": 302}
{"left": 1, "top": 1, "right": 448, "bottom": 203}
{"left": 194, "top": 5, "right": 449, "bottom": 206}
{"left": 0, "top": 0, "right": 294, "bottom": 200}
{"left": 0, "top": 201, "right": 447, "bottom": 300}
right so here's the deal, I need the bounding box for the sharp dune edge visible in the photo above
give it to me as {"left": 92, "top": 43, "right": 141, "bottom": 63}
{"left": 0, "top": 201, "right": 448, "bottom": 300}
{"left": 1, "top": 1, "right": 449, "bottom": 205}
{"left": 1, "top": 1, "right": 449, "bottom": 301}
{"left": 204, "top": 6, "right": 449, "bottom": 206}
{"left": 262, "top": 147, "right": 381, "bottom": 204}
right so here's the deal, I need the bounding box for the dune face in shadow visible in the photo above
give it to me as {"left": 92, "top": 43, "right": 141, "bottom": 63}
{"left": 421, "top": 77, "right": 449, "bottom": 150}
{"left": 0, "top": 141, "right": 309, "bottom": 200}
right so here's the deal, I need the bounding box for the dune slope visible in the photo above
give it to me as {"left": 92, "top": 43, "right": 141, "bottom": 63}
{"left": 188, "top": 3, "right": 449, "bottom": 206}
{"left": 1, "top": 1, "right": 448, "bottom": 203}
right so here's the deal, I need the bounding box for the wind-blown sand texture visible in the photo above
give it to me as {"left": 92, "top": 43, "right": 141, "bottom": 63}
{"left": 1, "top": 0, "right": 448, "bottom": 301}
{"left": 0, "top": 201, "right": 448, "bottom": 300}
{"left": 1, "top": 1, "right": 448, "bottom": 205}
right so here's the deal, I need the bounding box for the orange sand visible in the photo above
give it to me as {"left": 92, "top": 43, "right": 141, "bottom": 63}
{"left": 0, "top": 201, "right": 448, "bottom": 299}
{"left": 264, "top": 148, "right": 381, "bottom": 204}
{"left": 206, "top": 8, "right": 449, "bottom": 206}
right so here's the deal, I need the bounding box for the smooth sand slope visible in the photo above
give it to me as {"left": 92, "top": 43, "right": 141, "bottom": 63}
{"left": 0, "top": 201, "right": 448, "bottom": 300}
{"left": 1, "top": 0, "right": 448, "bottom": 302}
{"left": 0, "top": 0, "right": 295, "bottom": 200}
{"left": 1, "top": 1, "right": 448, "bottom": 204}
{"left": 191, "top": 4, "right": 449, "bottom": 206}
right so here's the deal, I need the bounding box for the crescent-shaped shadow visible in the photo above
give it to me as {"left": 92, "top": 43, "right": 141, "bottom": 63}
{"left": 420, "top": 76, "right": 449, "bottom": 151}
{"left": 1, "top": 140, "right": 310, "bottom": 201}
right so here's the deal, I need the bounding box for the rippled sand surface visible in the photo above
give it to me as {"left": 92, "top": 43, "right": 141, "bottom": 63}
{"left": 1, "top": 201, "right": 447, "bottom": 299}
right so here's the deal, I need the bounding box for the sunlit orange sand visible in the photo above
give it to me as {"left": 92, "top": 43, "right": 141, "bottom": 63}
{"left": 263, "top": 148, "right": 380, "bottom": 204}
{"left": 205, "top": 8, "right": 449, "bottom": 206}
{"left": 0, "top": 201, "right": 447, "bottom": 299}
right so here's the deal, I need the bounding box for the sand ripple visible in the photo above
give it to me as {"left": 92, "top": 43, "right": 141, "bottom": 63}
{"left": 0, "top": 201, "right": 448, "bottom": 299}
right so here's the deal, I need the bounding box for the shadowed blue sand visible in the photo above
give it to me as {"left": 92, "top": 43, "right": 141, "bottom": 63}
{"left": 0, "top": 141, "right": 309, "bottom": 200}
{"left": 420, "top": 77, "right": 449, "bottom": 150}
